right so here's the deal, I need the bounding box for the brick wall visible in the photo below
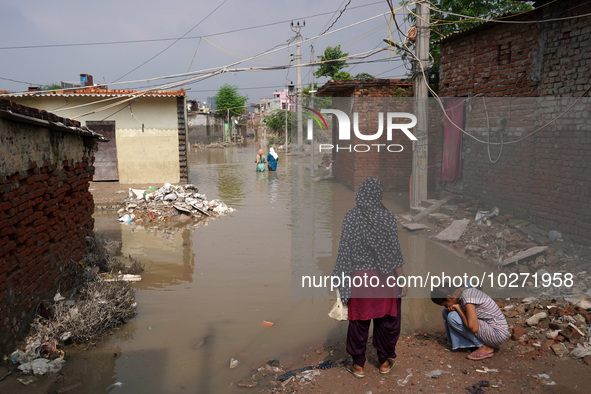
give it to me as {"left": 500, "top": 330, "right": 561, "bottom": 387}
{"left": 319, "top": 80, "right": 443, "bottom": 193}
{"left": 438, "top": 0, "right": 591, "bottom": 241}
{"left": 439, "top": 1, "right": 591, "bottom": 97}
{"left": 177, "top": 97, "right": 188, "bottom": 183}
{"left": 0, "top": 100, "right": 99, "bottom": 353}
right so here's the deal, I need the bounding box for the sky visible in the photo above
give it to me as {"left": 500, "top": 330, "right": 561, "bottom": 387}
{"left": 0, "top": 0, "right": 412, "bottom": 106}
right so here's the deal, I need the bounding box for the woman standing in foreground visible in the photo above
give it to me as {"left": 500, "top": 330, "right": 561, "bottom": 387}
{"left": 332, "top": 178, "right": 407, "bottom": 379}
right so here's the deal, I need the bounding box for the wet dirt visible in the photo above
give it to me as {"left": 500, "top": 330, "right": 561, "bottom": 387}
{"left": 250, "top": 330, "right": 591, "bottom": 393}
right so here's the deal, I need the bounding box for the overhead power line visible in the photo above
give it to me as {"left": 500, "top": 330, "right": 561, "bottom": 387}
{"left": 112, "top": 0, "right": 229, "bottom": 82}
{"left": 0, "top": 1, "right": 387, "bottom": 51}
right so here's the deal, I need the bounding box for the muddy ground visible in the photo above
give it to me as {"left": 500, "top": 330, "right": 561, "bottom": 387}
{"left": 242, "top": 330, "right": 590, "bottom": 393}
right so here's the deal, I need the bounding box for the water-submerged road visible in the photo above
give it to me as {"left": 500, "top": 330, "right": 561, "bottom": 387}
{"left": 69, "top": 143, "right": 481, "bottom": 393}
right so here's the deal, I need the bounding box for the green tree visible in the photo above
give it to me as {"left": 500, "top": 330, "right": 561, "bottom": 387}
{"left": 314, "top": 45, "right": 349, "bottom": 79}
{"left": 354, "top": 72, "right": 375, "bottom": 80}
{"left": 42, "top": 83, "right": 61, "bottom": 92}
{"left": 264, "top": 109, "right": 293, "bottom": 134}
{"left": 214, "top": 84, "right": 248, "bottom": 118}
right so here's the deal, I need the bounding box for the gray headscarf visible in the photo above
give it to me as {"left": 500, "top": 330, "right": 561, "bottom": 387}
{"left": 331, "top": 178, "right": 405, "bottom": 304}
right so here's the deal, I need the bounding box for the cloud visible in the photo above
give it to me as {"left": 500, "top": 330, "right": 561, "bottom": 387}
{"left": 0, "top": 0, "right": 406, "bottom": 103}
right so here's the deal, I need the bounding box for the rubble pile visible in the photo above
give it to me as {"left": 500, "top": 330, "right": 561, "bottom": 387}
{"left": 400, "top": 196, "right": 591, "bottom": 295}
{"left": 502, "top": 296, "right": 591, "bottom": 365}
{"left": 118, "top": 183, "right": 235, "bottom": 226}
{"left": 6, "top": 238, "right": 141, "bottom": 381}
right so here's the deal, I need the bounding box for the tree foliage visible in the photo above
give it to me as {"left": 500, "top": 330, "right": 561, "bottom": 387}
{"left": 354, "top": 72, "right": 375, "bottom": 80}
{"left": 214, "top": 84, "right": 248, "bottom": 118}
{"left": 314, "top": 45, "right": 349, "bottom": 79}
{"left": 264, "top": 109, "right": 293, "bottom": 133}
{"left": 42, "top": 83, "right": 61, "bottom": 92}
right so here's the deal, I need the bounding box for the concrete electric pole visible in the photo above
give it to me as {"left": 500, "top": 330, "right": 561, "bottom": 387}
{"left": 411, "top": 1, "right": 430, "bottom": 208}
{"left": 291, "top": 20, "right": 305, "bottom": 147}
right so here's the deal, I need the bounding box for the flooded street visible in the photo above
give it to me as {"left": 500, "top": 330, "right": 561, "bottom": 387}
{"left": 75, "top": 143, "right": 483, "bottom": 393}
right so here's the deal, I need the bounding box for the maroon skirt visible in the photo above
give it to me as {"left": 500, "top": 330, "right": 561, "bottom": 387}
{"left": 347, "top": 270, "right": 399, "bottom": 321}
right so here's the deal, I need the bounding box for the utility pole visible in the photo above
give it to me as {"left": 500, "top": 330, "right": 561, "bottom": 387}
{"left": 411, "top": 0, "right": 430, "bottom": 208}
{"left": 291, "top": 20, "right": 305, "bottom": 147}
{"left": 310, "top": 44, "right": 315, "bottom": 96}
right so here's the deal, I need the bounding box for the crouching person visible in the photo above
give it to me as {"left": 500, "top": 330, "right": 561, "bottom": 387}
{"left": 431, "top": 285, "right": 508, "bottom": 360}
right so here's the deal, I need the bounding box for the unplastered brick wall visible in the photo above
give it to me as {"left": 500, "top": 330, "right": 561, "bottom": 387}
{"left": 0, "top": 100, "right": 99, "bottom": 353}
{"left": 438, "top": 0, "right": 591, "bottom": 241}
{"left": 439, "top": 0, "right": 591, "bottom": 97}
{"left": 460, "top": 98, "right": 591, "bottom": 241}
{"left": 322, "top": 81, "right": 442, "bottom": 193}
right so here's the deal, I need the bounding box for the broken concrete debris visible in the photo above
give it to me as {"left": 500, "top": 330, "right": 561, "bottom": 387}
{"left": 434, "top": 219, "right": 470, "bottom": 242}
{"left": 397, "top": 195, "right": 591, "bottom": 295}
{"left": 504, "top": 296, "right": 591, "bottom": 363}
{"left": 118, "top": 183, "right": 234, "bottom": 225}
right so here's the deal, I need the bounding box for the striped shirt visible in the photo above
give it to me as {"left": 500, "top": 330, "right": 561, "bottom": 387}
{"left": 460, "top": 288, "right": 509, "bottom": 347}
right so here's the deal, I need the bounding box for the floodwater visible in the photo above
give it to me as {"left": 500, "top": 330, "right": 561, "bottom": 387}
{"left": 62, "top": 143, "right": 484, "bottom": 393}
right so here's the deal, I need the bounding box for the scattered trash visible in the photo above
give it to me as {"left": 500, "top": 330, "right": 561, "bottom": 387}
{"left": 118, "top": 214, "right": 133, "bottom": 223}
{"left": 533, "top": 373, "right": 556, "bottom": 385}
{"left": 299, "top": 370, "right": 320, "bottom": 381}
{"left": 102, "top": 273, "right": 142, "bottom": 282}
{"left": 425, "top": 369, "right": 447, "bottom": 379}
{"left": 475, "top": 207, "right": 499, "bottom": 225}
{"left": 53, "top": 293, "right": 66, "bottom": 302}
{"left": 548, "top": 230, "right": 562, "bottom": 242}
{"left": 277, "top": 366, "right": 314, "bottom": 382}
{"left": 18, "top": 357, "right": 65, "bottom": 375}
{"left": 261, "top": 320, "right": 274, "bottom": 327}
{"left": 229, "top": 358, "right": 239, "bottom": 369}
{"left": 466, "top": 379, "right": 490, "bottom": 394}
{"left": 397, "top": 368, "right": 413, "bottom": 387}
{"left": 475, "top": 367, "right": 498, "bottom": 373}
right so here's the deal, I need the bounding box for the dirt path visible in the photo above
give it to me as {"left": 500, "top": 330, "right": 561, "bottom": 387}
{"left": 246, "top": 330, "right": 589, "bottom": 393}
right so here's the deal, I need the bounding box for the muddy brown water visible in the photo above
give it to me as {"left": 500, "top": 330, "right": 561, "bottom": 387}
{"left": 54, "top": 144, "right": 484, "bottom": 393}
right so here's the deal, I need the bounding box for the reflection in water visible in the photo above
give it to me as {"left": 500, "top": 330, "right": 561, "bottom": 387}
{"left": 81, "top": 144, "right": 488, "bottom": 392}
{"left": 216, "top": 164, "right": 246, "bottom": 206}
{"left": 268, "top": 172, "right": 279, "bottom": 203}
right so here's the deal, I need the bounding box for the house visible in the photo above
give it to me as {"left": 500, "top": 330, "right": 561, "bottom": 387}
{"left": 316, "top": 78, "right": 443, "bottom": 192}
{"left": 437, "top": 0, "right": 591, "bottom": 240}
{"left": 1, "top": 78, "right": 187, "bottom": 184}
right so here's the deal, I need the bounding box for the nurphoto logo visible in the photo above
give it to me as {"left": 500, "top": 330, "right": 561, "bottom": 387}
{"left": 305, "top": 107, "right": 418, "bottom": 153}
